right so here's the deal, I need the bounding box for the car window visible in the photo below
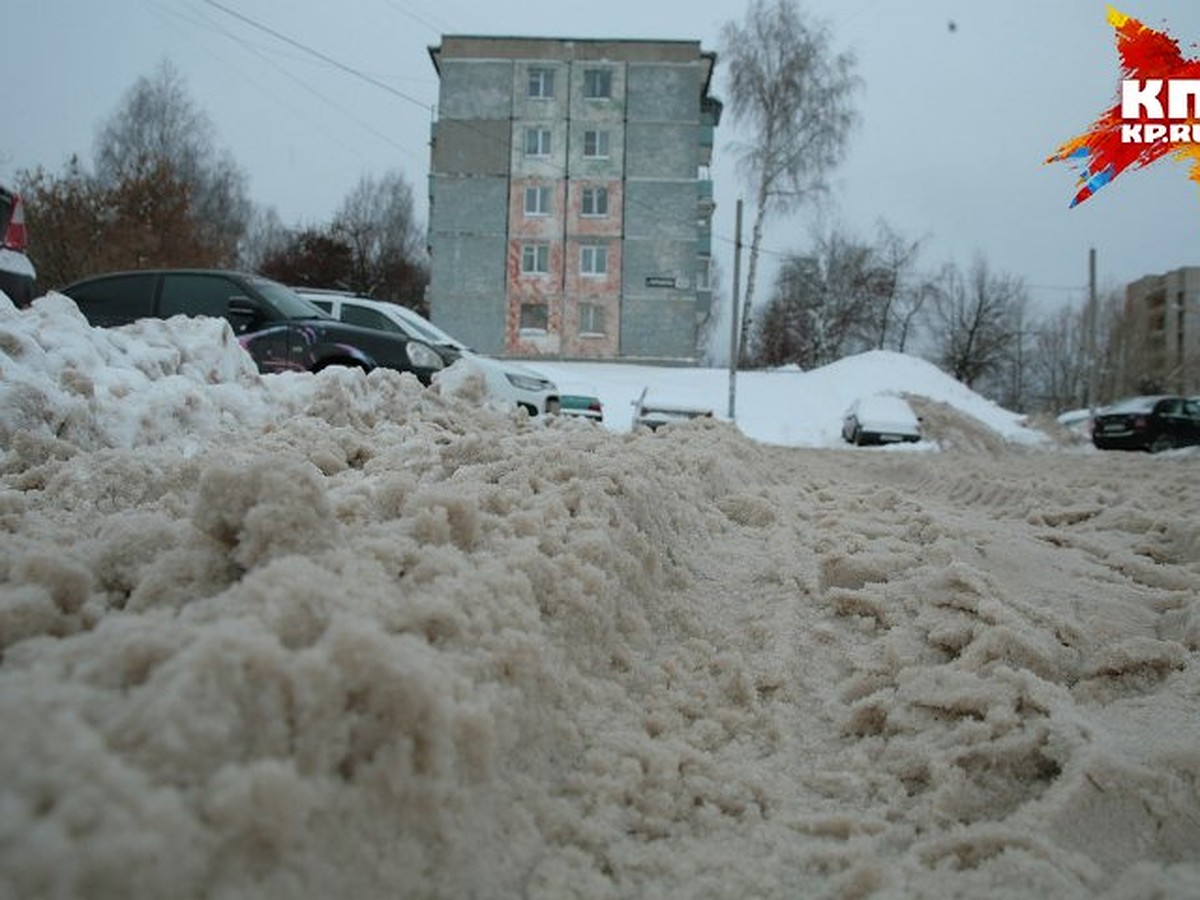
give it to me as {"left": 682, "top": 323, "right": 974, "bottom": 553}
{"left": 307, "top": 299, "right": 334, "bottom": 314}
{"left": 390, "top": 305, "right": 464, "bottom": 347}
{"left": 250, "top": 277, "right": 329, "bottom": 320}
{"left": 160, "top": 274, "right": 246, "bottom": 319}
{"left": 1183, "top": 399, "right": 1200, "bottom": 418}
{"left": 67, "top": 274, "right": 157, "bottom": 324}
{"left": 1156, "top": 398, "right": 1182, "bottom": 416}
{"left": 341, "top": 305, "right": 407, "bottom": 335}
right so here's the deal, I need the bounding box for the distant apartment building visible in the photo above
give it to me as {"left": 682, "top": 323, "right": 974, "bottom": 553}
{"left": 1119, "top": 266, "right": 1200, "bottom": 395}
{"left": 426, "top": 36, "right": 721, "bottom": 361}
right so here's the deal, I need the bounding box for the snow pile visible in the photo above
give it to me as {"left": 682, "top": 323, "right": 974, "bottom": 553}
{"left": 534, "top": 349, "right": 1045, "bottom": 449}
{"left": 2, "top": 296, "right": 1199, "bottom": 898}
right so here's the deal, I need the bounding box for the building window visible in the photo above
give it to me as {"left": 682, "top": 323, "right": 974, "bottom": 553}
{"left": 581, "top": 186, "right": 608, "bottom": 217}
{"left": 528, "top": 67, "right": 554, "bottom": 99}
{"left": 519, "top": 303, "right": 549, "bottom": 332}
{"left": 583, "top": 130, "right": 610, "bottom": 159}
{"left": 580, "top": 303, "right": 606, "bottom": 335}
{"left": 581, "top": 244, "right": 608, "bottom": 276}
{"left": 521, "top": 242, "right": 550, "bottom": 274}
{"left": 524, "top": 185, "right": 552, "bottom": 216}
{"left": 524, "top": 128, "right": 551, "bottom": 157}
{"left": 583, "top": 68, "right": 612, "bottom": 99}
{"left": 697, "top": 256, "right": 711, "bottom": 291}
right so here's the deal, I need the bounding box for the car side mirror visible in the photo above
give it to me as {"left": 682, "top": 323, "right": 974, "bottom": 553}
{"left": 226, "top": 296, "right": 260, "bottom": 333}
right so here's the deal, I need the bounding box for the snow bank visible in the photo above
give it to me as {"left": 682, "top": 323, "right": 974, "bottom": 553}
{"left": 2, "top": 295, "right": 1199, "bottom": 898}
{"left": 533, "top": 350, "right": 1046, "bottom": 448}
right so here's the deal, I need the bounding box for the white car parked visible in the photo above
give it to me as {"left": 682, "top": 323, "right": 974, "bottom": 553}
{"left": 296, "top": 290, "right": 559, "bottom": 415}
{"left": 841, "top": 394, "right": 923, "bottom": 446}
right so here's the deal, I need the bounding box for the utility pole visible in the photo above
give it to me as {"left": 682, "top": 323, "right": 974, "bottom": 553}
{"left": 727, "top": 199, "right": 743, "bottom": 421}
{"left": 1087, "top": 247, "right": 1099, "bottom": 413}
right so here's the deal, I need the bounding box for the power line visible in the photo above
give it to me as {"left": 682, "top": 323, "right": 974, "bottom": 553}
{"left": 200, "top": 0, "right": 435, "bottom": 115}
{"left": 148, "top": 0, "right": 422, "bottom": 165}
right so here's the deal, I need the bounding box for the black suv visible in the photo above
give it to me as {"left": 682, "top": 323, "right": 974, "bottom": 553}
{"left": 61, "top": 269, "right": 445, "bottom": 383}
{"left": 0, "top": 184, "right": 36, "bottom": 308}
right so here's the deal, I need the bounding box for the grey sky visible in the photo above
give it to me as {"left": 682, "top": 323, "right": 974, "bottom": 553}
{"left": 4, "top": 0, "right": 1199, "bottom": 317}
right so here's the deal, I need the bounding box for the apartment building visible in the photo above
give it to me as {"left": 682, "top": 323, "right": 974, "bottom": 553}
{"left": 427, "top": 36, "right": 721, "bottom": 361}
{"left": 1120, "top": 266, "right": 1200, "bottom": 395}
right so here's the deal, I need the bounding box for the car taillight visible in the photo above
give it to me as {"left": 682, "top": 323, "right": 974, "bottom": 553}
{"left": 588, "top": 400, "right": 602, "bottom": 413}
{"left": 2, "top": 193, "right": 27, "bottom": 252}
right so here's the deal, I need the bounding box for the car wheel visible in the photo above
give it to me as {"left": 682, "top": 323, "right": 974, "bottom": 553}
{"left": 852, "top": 427, "right": 865, "bottom": 446}
{"left": 1149, "top": 433, "right": 1176, "bottom": 454}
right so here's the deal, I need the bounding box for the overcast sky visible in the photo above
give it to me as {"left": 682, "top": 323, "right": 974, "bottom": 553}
{"left": 5, "top": 0, "right": 1199, "bottom": 318}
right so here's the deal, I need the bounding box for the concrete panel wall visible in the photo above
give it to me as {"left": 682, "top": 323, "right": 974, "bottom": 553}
{"left": 437, "top": 61, "right": 513, "bottom": 119}
{"left": 624, "top": 181, "right": 698, "bottom": 241}
{"left": 627, "top": 64, "right": 700, "bottom": 122}
{"left": 625, "top": 123, "right": 697, "bottom": 179}
{"left": 621, "top": 238, "right": 696, "bottom": 295}
{"left": 430, "top": 176, "right": 509, "bottom": 234}
{"left": 620, "top": 295, "right": 698, "bottom": 359}
{"left": 431, "top": 120, "right": 511, "bottom": 176}
{"left": 429, "top": 234, "right": 508, "bottom": 355}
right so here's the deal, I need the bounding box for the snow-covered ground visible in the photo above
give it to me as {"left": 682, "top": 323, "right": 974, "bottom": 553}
{"left": 3, "top": 292, "right": 1199, "bottom": 899}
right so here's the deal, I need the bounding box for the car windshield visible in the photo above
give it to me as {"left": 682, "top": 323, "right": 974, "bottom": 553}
{"left": 388, "top": 305, "right": 467, "bottom": 349}
{"left": 252, "top": 276, "right": 333, "bottom": 320}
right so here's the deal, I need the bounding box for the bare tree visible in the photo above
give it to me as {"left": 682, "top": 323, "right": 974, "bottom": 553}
{"left": 332, "top": 170, "right": 428, "bottom": 310}
{"left": 929, "top": 256, "right": 1027, "bottom": 389}
{"left": 94, "top": 60, "right": 251, "bottom": 265}
{"left": 17, "top": 158, "right": 107, "bottom": 288}
{"left": 18, "top": 155, "right": 228, "bottom": 285}
{"left": 239, "top": 206, "right": 294, "bottom": 272}
{"left": 752, "top": 227, "right": 877, "bottom": 368}
{"left": 259, "top": 228, "right": 354, "bottom": 289}
{"left": 721, "top": 0, "right": 859, "bottom": 364}
{"left": 860, "top": 221, "right": 929, "bottom": 353}
{"left": 1027, "top": 303, "right": 1090, "bottom": 411}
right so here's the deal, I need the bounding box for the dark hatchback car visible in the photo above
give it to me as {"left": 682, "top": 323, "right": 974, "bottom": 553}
{"left": 1091, "top": 395, "right": 1200, "bottom": 452}
{"left": 60, "top": 269, "right": 445, "bottom": 383}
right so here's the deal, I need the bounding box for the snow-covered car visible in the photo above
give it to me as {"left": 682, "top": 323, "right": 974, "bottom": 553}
{"left": 296, "top": 290, "right": 559, "bottom": 415}
{"left": 559, "top": 392, "right": 604, "bottom": 423}
{"left": 842, "top": 394, "right": 923, "bottom": 446}
{"left": 0, "top": 184, "right": 36, "bottom": 308}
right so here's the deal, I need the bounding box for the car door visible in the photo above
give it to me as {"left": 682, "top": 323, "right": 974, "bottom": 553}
{"left": 1182, "top": 399, "right": 1200, "bottom": 447}
{"left": 158, "top": 272, "right": 291, "bottom": 372}
{"left": 1154, "top": 398, "right": 1186, "bottom": 446}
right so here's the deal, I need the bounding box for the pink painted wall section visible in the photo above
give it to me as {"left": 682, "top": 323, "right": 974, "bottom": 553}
{"left": 505, "top": 238, "right": 562, "bottom": 355}
{"left": 503, "top": 178, "right": 624, "bottom": 357}
{"left": 567, "top": 180, "right": 623, "bottom": 239}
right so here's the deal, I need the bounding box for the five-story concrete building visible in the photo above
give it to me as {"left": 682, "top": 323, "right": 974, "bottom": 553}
{"left": 427, "top": 36, "right": 720, "bottom": 361}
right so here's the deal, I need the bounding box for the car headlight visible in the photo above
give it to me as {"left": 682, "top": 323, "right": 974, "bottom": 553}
{"left": 405, "top": 341, "right": 444, "bottom": 370}
{"left": 505, "top": 373, "right": 553, "bottom": 392}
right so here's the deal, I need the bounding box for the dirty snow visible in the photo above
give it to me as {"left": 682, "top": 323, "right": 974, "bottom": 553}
{"left": 2, "top": 292, "right": 1199, "bottom": 899}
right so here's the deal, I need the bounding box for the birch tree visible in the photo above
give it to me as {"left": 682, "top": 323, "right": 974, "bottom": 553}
{"left": 720, "top": 0, "right": 859, "bottom": 364}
